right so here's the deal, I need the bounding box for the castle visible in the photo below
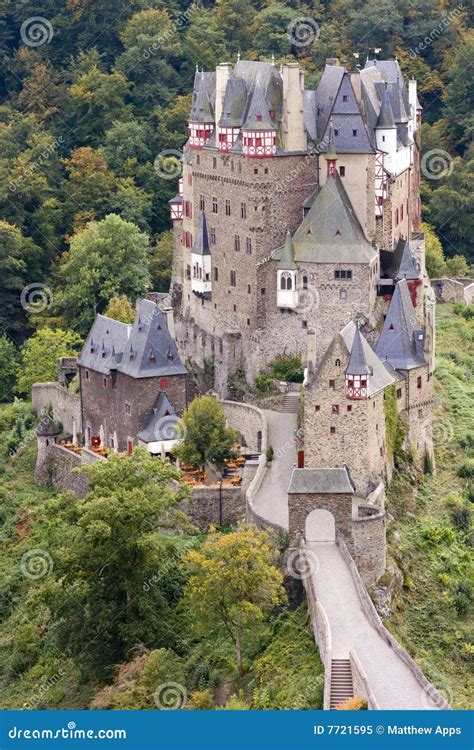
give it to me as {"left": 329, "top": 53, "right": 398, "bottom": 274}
{"left": 168, "top": 57, "right": 431, "bottom": 393}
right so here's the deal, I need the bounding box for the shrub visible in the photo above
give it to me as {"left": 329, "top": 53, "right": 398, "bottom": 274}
{"left": 453, "top": 582, "right": 472, "bottom": 618}
{"left": 268, "top": 354, "right": 304, "bottom": 383}
{"left": 457, "top": 460, "right": 474, "bottom": 479}
{"left": 266, "top": 445, "right": 274, "bottom": 463}
{"left": 450, "top": 506, "right": 471, "bottom": 534}
{"left": 459, "top": 433, "right": 474, "bottom": 449}
{"left": 255, "top": 374, "right": 275, "bottom": 392}
{"left": 336, "top": 696, "right": 368, "bottom": 710}
{"left": 186, "top": 689, "right": 215, "bottom": 710}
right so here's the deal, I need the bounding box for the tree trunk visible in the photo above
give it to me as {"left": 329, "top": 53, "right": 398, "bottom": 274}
{"left": 235, "top": 625, "right": 243, "bottom": 678}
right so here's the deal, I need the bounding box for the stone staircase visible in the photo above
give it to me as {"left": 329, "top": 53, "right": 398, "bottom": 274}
{"left": 329, "top": 659, "right": 354, "bottom": 709}
{"left": 281, "top": 391, "right": 299, "bottom": 413}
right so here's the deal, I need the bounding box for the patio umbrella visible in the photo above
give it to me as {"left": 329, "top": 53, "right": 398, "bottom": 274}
{"left": 113, "top": 431, "right": 119, "bottom": 452}
{"left": 99, "top": 424, "right": 105, "bottom": 448}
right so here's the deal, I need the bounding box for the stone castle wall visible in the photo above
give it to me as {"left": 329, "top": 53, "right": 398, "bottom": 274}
{"left": 288, "top": 491, "right": 354, "bottom": 549}
{"left": 221, "top": 400, "right": 266, "bottom": 453}
{"left": 32, "top": 383, "right": 81, "bottom": 435}
{"left": 352, "top": 506, "right": 386, "bottom": 585}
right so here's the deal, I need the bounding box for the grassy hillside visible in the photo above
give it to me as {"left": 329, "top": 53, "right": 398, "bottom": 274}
{"left": 385, "top": 304, "right": 473, "bottom": 709}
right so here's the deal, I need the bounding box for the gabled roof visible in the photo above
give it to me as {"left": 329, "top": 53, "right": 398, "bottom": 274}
{"left": 346, "top": 327, "right": 371, "bottom": 375}
{"left": 340, "top": 321, "right": 396, "bottom": 396}
{"left": 313, "top": 65, "right": 345, "bottom": 142}
{"left": 78, "top": 299, "right": 187, "bottom": 378}
{"left": 277, "top": 231, "right": 297, "bottom": 270}
{"left": 376, "top": 280, "right": 426, "bottom": 370}
{"left": 376, "top": 89, "right": 396, "bottom": 129}
{"left": 380, "top": 238, "right": 421, "bottom": 281}
{"left": 137, "top": 393, "right": 178, "bottom": 443}
{"left": 288, "top": 467, "right": 354, "bottom": 495}
{"left": 190, "top": 71, "right": 215, "bottom": 123}
{"left": 287, "top": 173, "right": 376, "bottom": 264}
{"left": 191, "top": 211, "right": 211, "bottom": 256}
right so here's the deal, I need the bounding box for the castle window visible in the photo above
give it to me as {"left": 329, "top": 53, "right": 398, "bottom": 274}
{"left": 334, "top": 128, "right": 339, "bottom": 136}
{"left": 340, "top": 289, "right": 347, "bottom": 300}
{"left": 335, "top": 270, "right": 340, "bottom": 279}
{"left": 247, "top": 318, "right": 250, "bottom": 326}
{"left": 418, "top": 409, "right": 423, "bottom": 417}
{"left": 246, "top": 237, "right": 252, "bottom": 254}
{"left": 186, "top": 265, "right": 191, "bottom": 280}
{"left": 280, "top": 273, "right": 293, "bottom": 290}
{"left": 103, "top": 377, "right": 107, "bottom": 388}
{"left": 332, "top": 404, "right": 339, "bottom": 413}
{"left": 395, "top": 208, "right": 399, "bottom": 225}
{"left": 315, "top": 405, "right": 320, "bottom": 412}
{"left": 264, "top": 167, "right": 268, "bottom": 174}
{"left": 400, "top": 204, "right": 404, "bottom": 220}
{"left": 240, "top": 202, "right": 247, "bottom": 219}
{"left": 148, "top": 352, "right": 156, "bottom": 364}
{"left": 225, "top": 199, "right": 231, "bottom": 216}
{"left": 347, "top": 405, "right": 352, "bottom": 412}
{"left": 339, "top": 166, "right": 345, "bottom": 177}
{"left": 210, "top": 228, "right": 216, "bottom": 245}
{"left": 199, "top": 194, "right": 205, "bottom": 210}
{"left": 125, "top": 403, "right": 131, "bottom": 415}
{"left": 233, "top": 304, "right": 237, "bottom": 312}
{"left": 254, "top": 168, "right": 258, "bottom": 175}
{"left": 234, "top": 234, "right": 240, "bottom": 252}
{"left": 417, "top": 375, "right": 422, "bottom": 389}
{"left": 347, "top": 270, "right": 352, "bottom": 279}
{"left": 212, "top": 197, "right": 218, "bottom": 214}
{"left": 213, "top": 157, "right": 217, "bottom": 169}
{"left": 382, "top": 135, "right": 385, "bottom": 142}
{"left": 335, "top": 359, "right": 341, "bottom": 367}
{"left": 330, "top": 426, "right": 336, "bottom": 434}
{"left": 247, "top": 284, "right": 251, "bottom": 293}
{"left": 342, "top": 95, "right": 348, "bottom": 102}
{"left": 329, "top": 379, "right": 335, "bottom": 388}
{"left": 302, "top": 275, "right": 308, "bottom": 289}
{"left": 261, "top": 288, "right": 266, "bottom": 295}
{"left": 214, "top": 267, "right": 218, "bottom": 281}
{"left": 230, "top": 270, "right": 236, "bottom": 287}
{"left": 302, "top": 320, "right": 308, "bottom": 329}
{"left": 352, "top": 129, "right": 357, "bottom": 136}
{"left": 256, "top": 114, "right": 262, "bottom": 122}
{"left": 389, "top": 323, "right": 394, "bottom": 330}
{"left": 380, "top": 446, "right": 383, "bottom": 456}
{"left": 167, "top": 351, "right": 174, "bottom": 361}
{"left": 231, "top": 160, "right": 234, "bottom": 172}
{"left": 196, "top": 154, "right": 200, "bottom": 165}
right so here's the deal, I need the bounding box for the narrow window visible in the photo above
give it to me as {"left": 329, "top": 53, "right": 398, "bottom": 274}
{"left": 302, "top": 320, "right": 308, "bottom": 329}
{"left": 330, "top": 426, "right": 336, "bottom": 434}
{"left": 339, "top": 166, "right": 345, "bottom": 177}
{"left": 225, "top": 199, "right": 231, "bottom": 216}
{"left": 234, "top": 234, "right": 240, "bottom": 252}
{"left": 210, "top": 227, "right": 216, "bottom": 245}
{"left": 214, "top": 267, "right": 218, "bottom": 281}
{"left": 240, "top": 202, "right": 247, "bottom": 219}
{"left": 213, "top": 157, "right": 217, "bottom": 169}
{"left": 315, "top": 405, "right": 320, "bottom": 412}
{"left": 342, "top": 95, "right": 348, "bottom": 102}
{"left": 261, "top": 287, "right": 266, "bottom": 295}
{"left": 417, "top": 376, "right": 422, "bottom": 389}
{"left": 302, "top": 275, "right": 308, "bottom": 289}
{"left": 246, "top": 237, "right": 252, "bottom": 254}
{"left": 329, "top": 379, "right": 335, "bottom": 388}
{"left": 352, "top": 129, "right": 357, "bottom": 136}
{"left": 212, "top": 197, "right": 218, "bottom": 214}
{"left": 199, "top": 194, "right": 205, "bottom": 210}
{"left": 230, "top": 270, "right": 236, "bottom": 287}
{"left": 347, "top": 405, "right": 352, "bottom": 412}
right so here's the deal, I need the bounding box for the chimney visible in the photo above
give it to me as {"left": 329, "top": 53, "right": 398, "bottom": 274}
{"left": 281, "top": 63, "right": 306, "bottom": 153}
{"left": 306, "top": 329, "right": 317, "bottom": 373}
{"left": 408, "top": 78, "right": 418, "bottom": 120}
{"left": 215, "top": 63, "right": 232, "bottom": 130}
{"left": 162, "top": 307, "right": 176, "bottom": 341}
{"left": 350, "top": 70, "right": 362, "bottom": 106}
{"left": 326, "top": 57, "right": 340, "bottom": 66}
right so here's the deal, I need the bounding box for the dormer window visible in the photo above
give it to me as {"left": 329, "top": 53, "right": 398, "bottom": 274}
{"left": 256, "top": 114, "right": 262, "bottom": 122}
{"left": 167, "top": 350, "right": 174, "bottom": 361}
{"left": 148, "top": 351, "right": 156, "bottom": 364}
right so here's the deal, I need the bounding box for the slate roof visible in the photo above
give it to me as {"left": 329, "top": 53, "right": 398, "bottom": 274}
{"left": 242, "top": 81, "right": 275, "bottom": 130}
{"left": 219, "top": 76, "right": 247, "bottom": 127}
{"left": 376, "top": 280, "right": 426, "bottom": 370}
{"left": 277, "top": 231, "right": 297, "bottom": 270}
{"left": 288, "top": 467, "right": 355, "bottom": 495}
{"left": 380, "top": 238, "right": 421, "bottom": 280}
{"left": 190, "top": 71, "right": 215, "bottom": 123}
{"left": 340, "top": 321, "right": 396, "bottom": 396}
{"left": 376, "top": 89, "right": 396, "bottom": 129}
{"left": 279, "top": 173, "right": 376, "bottom": 265}
{"left": 192, "top": 211, "right": 211, "bottom": 256}
{"left": 313, "top": 65, "right": 345, "bottom": 142}
{"left": 78, "top": 299, "right": 187, "bottom": 378}
{"left": 346, "top": 327, "right": 371, "bottom": 375}
{"left": 136, "top": 393, "right": 179, "bottom": 444}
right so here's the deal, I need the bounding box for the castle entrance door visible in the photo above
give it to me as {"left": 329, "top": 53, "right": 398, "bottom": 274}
{"left": 305, "top": 509, "right": 336, "bottom": 543}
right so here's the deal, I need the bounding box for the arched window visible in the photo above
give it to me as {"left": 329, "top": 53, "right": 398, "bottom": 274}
{"left": 286, "top": 276, "right": 292, "bottom": 290}
{"left": 280, "top": 276, "right": 286, "bottom": 290}
{"left": 257, "top": 430, "right": 262, "bottom": 453}
{"left": 302, "top": 275, "right": 308, "bottom": 290}
{"left": 335, "top": 358, "right": 341, "bottom": 367}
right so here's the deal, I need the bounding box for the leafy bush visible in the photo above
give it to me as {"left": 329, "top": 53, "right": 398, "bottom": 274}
{"left": 255, "top": 374, "right": 275, "bottom": 392}
{"left": 336, "top": 696, "right": 368, "bottom": 710}
{"left": 268, "top": 354, "right": 304, "bottom": 383}
{"left": 186, "top": 689, "right": 214, "bottom": 710}
{"left": 453, "top": 582, "right": 472, "bottom": 618}
{"left": 266, "top": 445, "right": 274, "bottom": 463}
{"left": 450, "top": 506, "right": 471, "bottom": 534}
{"left": 457, "top": 460, "right": 474, "bottom": 479}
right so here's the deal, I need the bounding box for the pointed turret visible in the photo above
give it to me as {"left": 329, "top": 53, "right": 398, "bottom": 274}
{"left": 278, "top": 230, "right": 297, "bottom": 270}
{"left": 376, "top": 279, "right": 426, "bottom": 370}
{"left": 376, "top": 88, "right": 396, "bottom": 130}
{"left": 277, "top": 231, "right": 298, "bottom": 309}
{"left": 191, "top": 211, "right": 211, "bottom": 256}
{"left": 345, "top": 327, "right": 371, "bottom": 399}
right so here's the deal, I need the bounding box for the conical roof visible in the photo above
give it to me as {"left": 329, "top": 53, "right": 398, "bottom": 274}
{"left": 396, "top": 240, "right": 420, "bottom": 280}
{"left": 242, "top": 81, "right": 274, "bottom": 130}
{"left": 191, "top": 211, "right": 211, "bottom": 256}
{"left": 376, "top": 279, "right": 426, "bottom": 370}
{"left": 346, "top": 327, "right": 371, "bottom": 375}
{"left": 190, "top": 73, "right": 214, "bottom": 123}
{"left": 277, "top": 230, "right": 297, "bottom": 270}
{"left": 376, "top": 88, "right": 396, "bottom": 129}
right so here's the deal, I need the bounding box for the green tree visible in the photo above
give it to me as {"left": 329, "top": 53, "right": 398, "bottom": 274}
{"left": 16, "top": 327, "right": 82, "bottom": 395}
{"left": 184, "top": 525, "right": 285, "bottom": 677}
{"left": 444, "top": 34, "right": 474, "bottom": 153}
{"left": 47, "top": 448, "right": 192, "bottom": 676}
{"left": 149, "top": 230, "right": 173, "bottom": 292}
{"left": 0, "top": 335, "right": 18, "bottom": 401}
{"left": 174, "top": 396, "right": 237, "bottom": 470}
{"left": 0, "top": 220, "right": 42, "bottom": 334}
{"left": 58, "top": 214, "right": 150, "bottom": 334}
{"left": 422, "top": 221, "right": 447, "bottom": 278}
{"left": 105, "top": 295, "right": 136, "bottom": 323}
{"left": 445, "top": 256, "right": 471, "bottom": 278}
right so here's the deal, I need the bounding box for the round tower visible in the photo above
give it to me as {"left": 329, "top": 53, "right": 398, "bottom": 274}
{"left": 35, "top": 410, "right": 60, "bottom": 485}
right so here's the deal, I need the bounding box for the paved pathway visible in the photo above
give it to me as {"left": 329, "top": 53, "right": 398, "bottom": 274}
{"left": 308, "top": 542, "right": 440, "bottom": 709}
{"left": 253, "top": 410, "right": 297, "bottom": 529}
{"left": 253, "top": 409, "right": 442, "bottom": 710}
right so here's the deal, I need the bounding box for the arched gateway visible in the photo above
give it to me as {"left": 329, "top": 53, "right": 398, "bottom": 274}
{"left": 287, "top": 467, "right": 355, "bottom": 547}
